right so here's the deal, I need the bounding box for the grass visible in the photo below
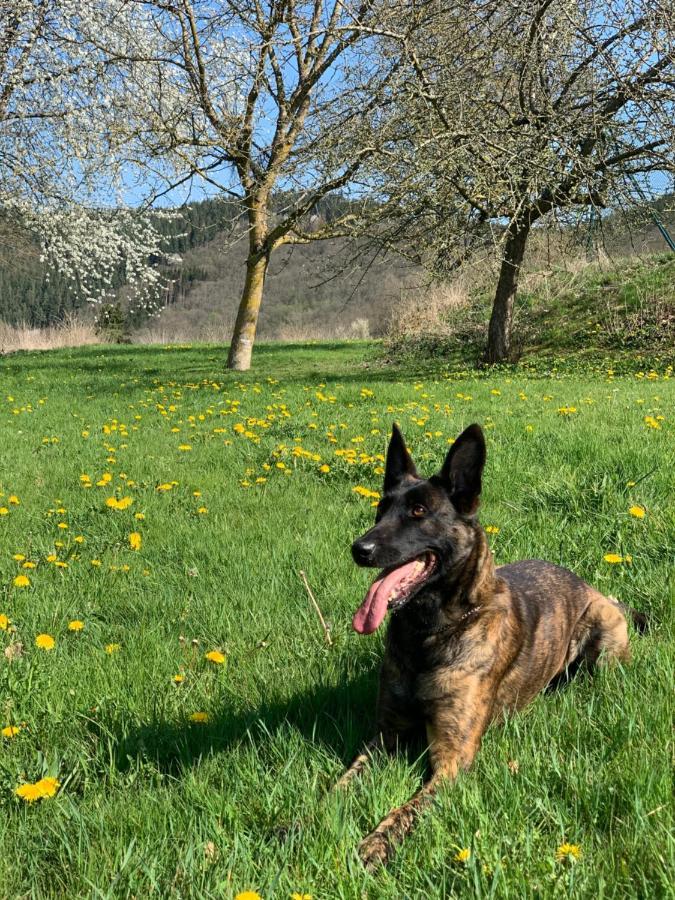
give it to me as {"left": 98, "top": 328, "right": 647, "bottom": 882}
{"left": 0, "top": 341, "right": 673, "bottom": 899}
{"left": 388, "top": 252, "right": 675, "bottom": 374}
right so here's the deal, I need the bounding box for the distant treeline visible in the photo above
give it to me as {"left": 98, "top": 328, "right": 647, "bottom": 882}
{"left": 0, "top": 192, "right": 360, "bottom": 326}
{"left": 0, "top": 192, "right": 672, "bottom": 328}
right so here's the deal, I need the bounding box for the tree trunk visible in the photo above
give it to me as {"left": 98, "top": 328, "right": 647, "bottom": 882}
{"left": 227, "top": 242, "right": 269, "bottom": 371}
{"left": 485, "top": 222, "right": 531, "bottom": 364}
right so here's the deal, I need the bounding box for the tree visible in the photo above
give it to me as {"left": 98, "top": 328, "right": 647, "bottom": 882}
{"left": 0, "top": 0, "right": 174, "bottom": 316}
{"left": 91, "top": 0, "right": 400, "bottom": 369}
{"left": 368, "top": 0, "right": 675, "bottom": 362}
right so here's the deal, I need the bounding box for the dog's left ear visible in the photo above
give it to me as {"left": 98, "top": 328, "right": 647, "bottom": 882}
{"left": 439, "top": 423, "right": 486, "bottom": 515}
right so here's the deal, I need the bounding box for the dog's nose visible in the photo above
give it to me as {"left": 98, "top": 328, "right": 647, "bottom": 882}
{"left": 352, "top": 539, "right": 376, "bottom": 565}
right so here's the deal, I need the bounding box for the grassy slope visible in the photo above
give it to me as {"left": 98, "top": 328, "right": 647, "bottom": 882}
{"left": 395, "top": 252, "right": 675, "bottom": 374}
{"left": 0, "top": 342, "right": 673, "bottom": 899}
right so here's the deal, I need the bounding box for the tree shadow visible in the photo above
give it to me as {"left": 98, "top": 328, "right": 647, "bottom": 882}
{"left": 108, "top": 663, "right": 382, "bottom": 777}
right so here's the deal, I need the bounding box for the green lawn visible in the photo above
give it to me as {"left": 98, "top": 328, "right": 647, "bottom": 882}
{"left": 0, "top": 342, "right": 672, "bottom": 899}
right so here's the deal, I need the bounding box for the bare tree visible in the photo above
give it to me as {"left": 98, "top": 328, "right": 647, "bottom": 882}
{"left": 93, "top": 0, "right": 399, "bottom": 369}
{"left": 368, "top": 0, "right": 675, "bottom": 362}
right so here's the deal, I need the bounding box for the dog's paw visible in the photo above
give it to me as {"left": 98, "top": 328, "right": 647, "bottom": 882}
{"left": 358, "top": 830, "right": 392, "bottom": 871}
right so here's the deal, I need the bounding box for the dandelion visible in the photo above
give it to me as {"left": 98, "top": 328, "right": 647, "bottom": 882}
{"left": 128, "top": 532, "right": 142, "bottom": 551}
{"left": 0, "top": 508, "right": 9, "bottom": 516}
{"left": 68, "top": 620, "right": 84, "bottom": 632}
{"left": 318, "top": 464, "right": 330, "bottom": 473}
{"left": 13, "top": 575, "right": 30, "bottom": 588}
{"left": 190, "top": 712, "right": 209, "bottom": 724}
{"left": 603, "top": 553, "right": 624, "bottom": 564}
{"left": 22, "top": 560, "right": 36, "bottom": 568}
{"left": 453, "top": 848, "right": 471, "bottom": 863}
{"left": 0, "top": 614, "right": 10, "bottom": 630}
{"left": 106, "top": 496, "right": 133, "bottom": 510}
{"left": 57, "top": 522, "right": 68, "bottom": 529}
{"left": 197, "top": 506, "right": 208, "bottom": 514}
{"left": 12, "top": 553, "right": 25, "bottom": 561}
{"left": 178, "top": 444, "right": 192, "bottom": 451}
{"left": 291, "top": 894, "right": 312, "bottom": 900}
{"left": 235, "top": 893, "right": 262, "bottom": 900}
{"left": 485, "top": 525, "right": 500, "bottom": 534}
{"left": 36, "top": 634, "right": 55, "bottom": 650}
{"left": 628, "top": 506, "right": 645, "bottom": 519}
{"left": 134, "top": 512, "right": 145, "bottom": 520}
{"left": 205, "top": 650, "right": 226, "bottom": 665}
{"left": 105, "top": 643, "right": 121, "bottom": 654}
{"left": 352, "top": 486, "right": 380, "bottom": 500}
{"left": 556, "top": 843, "right": 582, "bottom": 863}
{"left": 8, "top": 496, "right": 19, "bottom": 505}
{"left": 91, "top": 559, "right": 102, "bottom": 567}
{"left": 15, "top": 777, "right": 60, "bottom": 803}
{"left": 2, "top": 725, "right": 21, "bottom": 738}
{"left": 172, "top": 674, "right": 185, "bottom": 684}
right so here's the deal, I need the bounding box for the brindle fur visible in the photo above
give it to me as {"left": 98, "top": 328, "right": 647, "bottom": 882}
{"left": 341, "top": 423, "right": 643, "bottom": 870}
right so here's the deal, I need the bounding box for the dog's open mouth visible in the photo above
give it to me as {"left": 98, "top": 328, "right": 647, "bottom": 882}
{"left": 352, "top": 552, "right": 437, "bottom": 635}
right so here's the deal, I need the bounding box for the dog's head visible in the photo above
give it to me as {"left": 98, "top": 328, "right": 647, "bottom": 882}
{"left": 351, "top": 422, "right": 486, "bottom": 634}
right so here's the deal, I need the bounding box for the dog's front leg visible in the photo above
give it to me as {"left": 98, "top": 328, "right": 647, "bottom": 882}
{"left": 357, "top": 677, "right": 492, "bottom": 871}
{"left": 335, "top": 730, "right": 399, "bottom": 790}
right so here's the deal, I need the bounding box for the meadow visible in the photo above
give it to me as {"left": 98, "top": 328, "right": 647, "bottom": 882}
{"left": 0, "top": 341, "right": 672, "bottom": 899}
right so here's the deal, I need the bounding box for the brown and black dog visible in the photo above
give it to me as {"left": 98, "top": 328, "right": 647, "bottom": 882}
{"left": 341, "top": 422, "right": 644, "bottom": 870}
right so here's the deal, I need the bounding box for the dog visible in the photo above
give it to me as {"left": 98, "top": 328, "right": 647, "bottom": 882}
{"left": 340, "top": 422, "right": 645, "bottom": 870}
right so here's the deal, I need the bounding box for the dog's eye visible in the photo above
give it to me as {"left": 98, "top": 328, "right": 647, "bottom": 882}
{"left": 410, "top": 504, "right": 427, "bottom": 518}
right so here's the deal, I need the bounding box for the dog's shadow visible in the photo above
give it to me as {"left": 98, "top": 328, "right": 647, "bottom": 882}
{"left": 107, "top": 664, "right": 382, "bottom": 777}
{"left": 104, "top": 650, "right": 594, "bottom": 785}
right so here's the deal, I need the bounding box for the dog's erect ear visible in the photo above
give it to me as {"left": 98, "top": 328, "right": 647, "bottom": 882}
{"left": 439, "top": 424, "right": 486, "bottom": 515}
{"left": 384, "top": 423, "right": 418, "bottom": 493}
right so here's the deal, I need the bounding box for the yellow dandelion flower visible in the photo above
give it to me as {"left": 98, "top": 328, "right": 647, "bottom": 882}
{"left": 128, "top": 532, "right": 142, "bottom": 551}
{"left": 0, "top": 507, "right": 9, "bottom": 515}
{"left": 13, "top": 574, "right": 30, "bottom": 588}
{"left": 57, "top": 522, "right": 68, "bottom": 529}
{"left": 68, "top": 620, "right": 85, "bottom": 632}
{"left": 8, "top": 496, "right": 19, "bottom": 505}
{"left": 172, "top": 674, "right": 185, "bottom": 683}
{"left": 205, "top": 650, "right": 226, "bottom": 665}
{"left": 2, "top": 725, "right": 21, "bottom": 738}
{"left": 291, "top": 894, "right": 312, "bottom": 900}
{"left": 91, "top": 559, "right": 102, "bottom": 567}
{"left": 556, "top": 842, "right": 582, "bottom": 863}
{"left": 156, "top": 483, "right": 174, "bottom": 492}
{"left": 105, "top": 643, "right": 121, "bottom": 654}
{"left": 74, "top": 535, "right": 85, "bottom": 544}
{"left": 22, "top": 560, "right": 36, "bottom": 568}
{"left": 15, "top": 783, "right": 43, "bottom": 803}
{"left": 0, "top": 614, "right": 9, "bottom": 630}
{"left": 318, "top": 464, "right": 330, "bottom": 473}
{"left": 134, "top": 512, "right": 145, "bottom": 520}
{"left": 35, "top": 634, "right": 55, "bottom": 650}
{"left": 235, "top": 892, "right": 262, "bottom": 900}
{"left": 485, "top": 525, "right": 500, "bottom": 534}
{"left": 454, "top": 848, "right": 471, "bottom": 863}
{"left": 197, "top": 506, "right": 208, "bottom": 514}
{"left": 12, "top": 553, "right": 25, "bottom": 561}
{"left": 178, "top": 444, "right": 192, "bottom": 451}
{"left": 34, "top": 777, "right": 60, "bottom": 798}
{"left": 190, "top": 712, "right": 209, "bottom": 724}
{"left": 603, "top": 553, "right": 624, "bottom": 564}
{"left": 628, "top": 506, "right": 645, "bottom": 519}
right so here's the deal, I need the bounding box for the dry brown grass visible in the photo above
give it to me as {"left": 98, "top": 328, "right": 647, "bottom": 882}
{"left": 0, "top": 315, "right": 100, "bottom": 354}
{"left": 387, "top": 279, "right": 469, "bottom": 339}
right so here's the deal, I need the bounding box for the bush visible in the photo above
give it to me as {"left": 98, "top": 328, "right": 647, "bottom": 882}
{"left": 95, "top": 303, "right": 131, "bottom": 344}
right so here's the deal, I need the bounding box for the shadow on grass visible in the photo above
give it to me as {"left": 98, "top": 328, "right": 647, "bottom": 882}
{"left": 109, "top": 664, "right": 381, "bottom": 777}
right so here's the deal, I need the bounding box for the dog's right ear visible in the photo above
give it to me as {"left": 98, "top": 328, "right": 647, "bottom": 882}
{"left": 384, "top": 423, "right": 418, "bottom": 494}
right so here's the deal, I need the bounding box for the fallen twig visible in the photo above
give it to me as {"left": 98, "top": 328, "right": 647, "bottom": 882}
{"left": 299, "top": 570, "right": 333, "bottom": 646}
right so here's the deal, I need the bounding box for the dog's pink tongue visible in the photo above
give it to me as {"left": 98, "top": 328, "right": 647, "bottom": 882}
{"left": 352, "top": 560, "right": 422, "bottom": 635}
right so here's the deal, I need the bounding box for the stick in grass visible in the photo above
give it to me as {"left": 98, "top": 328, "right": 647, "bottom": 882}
{"left": 299, "top": 570, "right": 333, "bottom": 646}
